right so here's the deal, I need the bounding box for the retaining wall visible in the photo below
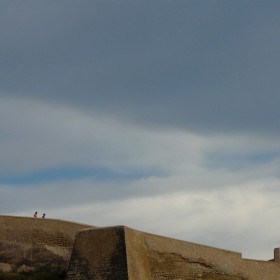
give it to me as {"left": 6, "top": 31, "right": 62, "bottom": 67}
{"left": 0, "top": 215, "right": 95, "bottom": 272}
{"left": 66, "top": 226, "right": 280, "bottom": 280}
{"left": 2, "top": 216, "right": 280, "bottom": 279}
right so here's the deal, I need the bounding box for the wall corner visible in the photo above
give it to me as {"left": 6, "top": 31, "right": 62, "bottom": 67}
{"left": 274, "top": 248, "right": 280, "bottom": 263}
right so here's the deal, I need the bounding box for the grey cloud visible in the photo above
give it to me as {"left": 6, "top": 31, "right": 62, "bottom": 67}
{"left": 1, "top": 1, "right": 280, "bottom": 261}
{"left": 1, "top": 1, "right": 280, "bottom": 133}
{"left": 0, "top": 96, "right": 279, "bottom": 190}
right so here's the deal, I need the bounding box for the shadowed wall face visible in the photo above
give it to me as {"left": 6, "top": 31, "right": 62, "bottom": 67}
{"left": 66, "top": 227, "right": 128, "bottom": 280}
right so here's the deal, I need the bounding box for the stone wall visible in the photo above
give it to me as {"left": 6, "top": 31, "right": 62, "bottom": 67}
{"left": 66, "top": 226, "right": 280, "bottom": 280}
{"left": 2, "top": 216, "right": 280, "bottom": 279}
{"left": 0, "top": 215, "right": 95, "bottom": 272}
{"left": 67, "top": 227, "right": 128, "bottom": 279}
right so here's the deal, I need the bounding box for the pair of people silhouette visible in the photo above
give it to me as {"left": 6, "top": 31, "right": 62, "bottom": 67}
{"left": 33, "top": 211, "right": 46, "bottom": 218}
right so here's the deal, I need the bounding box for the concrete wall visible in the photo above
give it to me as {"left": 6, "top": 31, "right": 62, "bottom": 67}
{"left": 67, "top": 226, "right": 280, "bottom": 280}
{"left": 67, "top": 227, "right": 129, "bottom": 280}
{"left": 0, "top": 215, "right": 95, "bottom": 272}
{"left": 1, "top": 216, "right": 280, "bottom": 279}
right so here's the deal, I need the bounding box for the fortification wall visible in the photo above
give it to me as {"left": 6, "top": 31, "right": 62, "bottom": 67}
{"left": 67, "top": 226, "right": 128, "bottom": 280}
{"left": 0, "top": 215, "right": 95, "bottom": 272}
{"left": 2, "top": 216, "right": 280, "bottom": 279}
{"left": 0, "top": 215, "right": 93, "bottom": 248}
{"left": 67, "top": 226, "right": 280, "bottom": 280}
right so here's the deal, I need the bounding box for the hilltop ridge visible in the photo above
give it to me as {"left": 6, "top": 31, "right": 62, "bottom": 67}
{"left": 0, "top": 215, "right": 95, "bottom": 273}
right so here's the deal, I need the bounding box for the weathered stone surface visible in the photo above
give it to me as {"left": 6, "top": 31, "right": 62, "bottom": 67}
{"left": 125, "top": 227, "right": 246, "bottom": 280}
{"left": 0, "top": 215, "right": 95, "bottom": 272}
{"left": 0, "top": 262, "right": 12, "bottom": 273}
{"left": 67, "top": 226, "right": 280, "bottom": 280}
{"left": 17, "top": 264, "right": 34, "bottom": 273}
{"left": 2, "top": 215, "right": 280, "bottom": 279}
{"left": 66, "top": 227, "right": 128, "bottom": 280}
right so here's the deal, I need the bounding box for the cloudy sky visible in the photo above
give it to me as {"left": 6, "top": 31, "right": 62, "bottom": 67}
{"left": 1, "top": 0, "right": 280, "bottom": 260}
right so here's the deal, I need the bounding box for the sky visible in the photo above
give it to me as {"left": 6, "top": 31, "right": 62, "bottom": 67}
{"left": 1, "top": 0, "right": 280, "bottom": 260}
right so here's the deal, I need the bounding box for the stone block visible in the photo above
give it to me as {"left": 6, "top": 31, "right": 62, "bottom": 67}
{"left": 274, "top": 248, "right": 280, "bottom": 263}
{"left": 66, "top": 226, "right": 128, "bottom": 280}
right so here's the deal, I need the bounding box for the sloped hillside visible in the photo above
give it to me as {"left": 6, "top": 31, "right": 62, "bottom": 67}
{"left": 0, "top": 215, "right": 95, "bottom": 273}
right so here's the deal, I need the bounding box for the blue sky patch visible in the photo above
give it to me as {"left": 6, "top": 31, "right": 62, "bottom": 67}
{"left": 0, "top": 166, "right": 158, "bottom": 185}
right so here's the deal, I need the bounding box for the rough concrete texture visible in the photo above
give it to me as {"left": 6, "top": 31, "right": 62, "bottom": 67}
{"left": 0, "top": 262, "right": 12, "bottom": 273}
{"left": 1, "top": 216, "right": 280, "bottom": 279}
{"left": 66, "top": 226, "right": 129, "bottom": 280}
{"left": 0, "top": 215, "right": 95, "bottom": 272}
{"left": 67, "top": 226, "right": 280, "bottom": 280}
